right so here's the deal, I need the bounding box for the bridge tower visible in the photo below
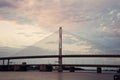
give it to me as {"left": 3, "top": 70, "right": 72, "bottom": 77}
{"left": 58, "top": 27, "right": 63, "bottom": 72}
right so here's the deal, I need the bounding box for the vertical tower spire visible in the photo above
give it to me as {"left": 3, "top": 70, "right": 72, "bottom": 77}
{"left": 58, "top": 27, "right": 62, "bottom": 72}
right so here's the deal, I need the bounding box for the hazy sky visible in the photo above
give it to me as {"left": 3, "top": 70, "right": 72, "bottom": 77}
{"left": 0, "top": 0, "right": 120, "bottom": 59}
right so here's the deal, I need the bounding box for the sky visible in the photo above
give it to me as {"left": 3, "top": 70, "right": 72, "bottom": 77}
{"left": 0, "top": 0, "right": 120, "bottom": 64}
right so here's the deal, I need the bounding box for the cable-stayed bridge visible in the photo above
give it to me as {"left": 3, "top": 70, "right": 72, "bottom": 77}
{"left": 0, "top": 27, "right": 120, "bottom": 72}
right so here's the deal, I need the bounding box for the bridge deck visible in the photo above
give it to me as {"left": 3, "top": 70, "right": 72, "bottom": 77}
{"left": 0, "top": 54, "right": 120, "bottom": 60}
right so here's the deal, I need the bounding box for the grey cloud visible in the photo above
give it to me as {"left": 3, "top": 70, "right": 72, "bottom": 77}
{"left": 0, "top": 0, "right": 16, "bottom": 8}
{"left": 0, "top": 0, "right": 120, "bottom": 25}
{"left": 63, "top": 35, "right": 79, "bottom": 44}
{"left": 62, "top": 31, "right": 93, "bottom": 45}
{"left": 59, "top": 0, "right": 120, "bottom": 23}
{"left": 63, "top": 31, "right": 120, "bottom": 54}
{"left": 0, "top": 47, "right": 20, "bottom": 57}
{"left": 0, "top": 0, "right": 118, "bottom": 25}
{"left": 63, "top": 9, "right": 98, "bottom": 23}
{"left": 0, "top": 0, "right": 34, "bottom": 24}
{"left": 89, "top": 34, "right": 120, "bottom": 54}
{"left": 0, "top": 0, "right": 103, "bottom": 25}
{"left": 110, "top": 49, "right": 120, "bottom": 54}
{"left": 3, "top": 13, "right": 33, "bottom": 24}
{"left": 13, "top": 46, "right": 58, "bottom": 56}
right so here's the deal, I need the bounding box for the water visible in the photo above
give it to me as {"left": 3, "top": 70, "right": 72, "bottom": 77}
{"left": 0, "top": 72, "right": 117, "bottom": 80}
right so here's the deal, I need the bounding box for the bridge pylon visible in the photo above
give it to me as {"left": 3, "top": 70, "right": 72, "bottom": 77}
{"left": 58, "top": 27, "right": 63, "bottom": 72}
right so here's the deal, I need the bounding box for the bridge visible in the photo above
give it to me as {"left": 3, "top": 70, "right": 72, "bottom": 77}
{"left": 0, "top": 27, "right": 120, "bottom": 73}
{"left": 1, "top": 54, "right": 120, "bottom": 60}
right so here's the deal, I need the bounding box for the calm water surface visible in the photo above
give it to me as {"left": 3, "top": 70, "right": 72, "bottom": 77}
{"left": 0, "top": 72, "right": 118, "bottom": 80}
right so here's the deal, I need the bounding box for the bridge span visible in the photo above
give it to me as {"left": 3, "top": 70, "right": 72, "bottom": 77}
{"left": 0, "top": 54, "right": 120, "bottom": 60}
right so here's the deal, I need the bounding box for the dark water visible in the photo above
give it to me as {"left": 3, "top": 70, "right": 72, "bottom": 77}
{"left": 0, "top": 72, "right": 117, "bottom": 80}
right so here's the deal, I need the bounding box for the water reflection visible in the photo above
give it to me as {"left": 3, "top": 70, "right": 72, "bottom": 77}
{"left": 58, "top": 73, "right": 62, "bottom": 80}
{"left": 0, "top": 72, "right": 116, "bottom": 80}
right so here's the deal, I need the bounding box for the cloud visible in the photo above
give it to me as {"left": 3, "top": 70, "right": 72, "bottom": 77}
{"left": 0, "top": 0, "right": 120, "bottom": 31}
{"left": 0, "top": 46, "right": 20, "bottom": 57}
{"left": 0, "top": 0, "right": 120, "bottom": 56}
{"left": 0, "top": 0, "right": 108, "bottom": 29}
{"left": 12, "top": 46, "right": 58, "bottom": 56}
{"left": 0, "top": 0, "right": 16, "bottom": 8}
{"left": 117, "top": 13, "right": 120, "bottom": 19}
{"left": 0, "top": 20, "right": 47, "bottom": 48}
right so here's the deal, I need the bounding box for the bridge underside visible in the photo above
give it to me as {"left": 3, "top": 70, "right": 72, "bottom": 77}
{"left": 1, "top": 54, "right": 120, "bottom": 60}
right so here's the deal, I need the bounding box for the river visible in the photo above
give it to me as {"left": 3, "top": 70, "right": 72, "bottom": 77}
{"left": 0, "top": 71, "right": 118, "bottom": 80}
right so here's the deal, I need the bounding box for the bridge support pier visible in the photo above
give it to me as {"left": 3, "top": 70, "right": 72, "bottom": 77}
{"left": 7, "top": 59, "right": 10, "bottom": 71}
{"left": 117, "top": 68, "right": 120, "bottom": 73}
{"left": 97, "top": 67, "right": 102, "bottom": 73}
{"left": 7, "top": 59, "right": 10, "bottom": 65}
{"left": 3, "top": 60, "right": 5, "bottom": 65}
{"left": 69, "top": 66, "right": 75, "bottom": 72}
{"left": 58, "top": 50, "right": 63, "bottom": 72}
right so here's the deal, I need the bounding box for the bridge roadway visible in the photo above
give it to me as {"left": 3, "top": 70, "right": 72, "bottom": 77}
{"left": 0, "top": 54, "right": 120, "bottom": 60}
{"left": 0, "top": 55, "right": 120, "bottom": 69}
